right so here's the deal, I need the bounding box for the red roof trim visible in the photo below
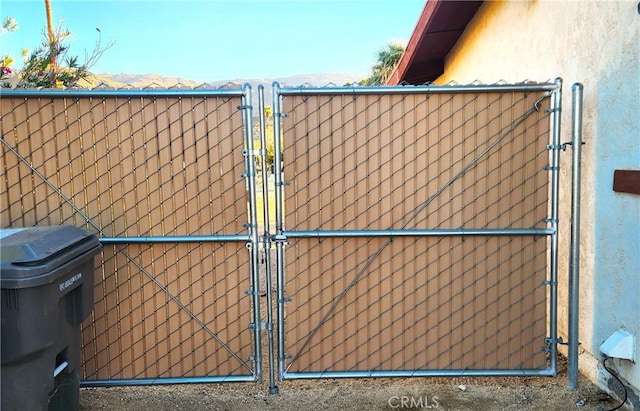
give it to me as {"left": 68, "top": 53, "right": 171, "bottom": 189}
{"left": 387, "top": 0, "right": 483, "bottom": 85}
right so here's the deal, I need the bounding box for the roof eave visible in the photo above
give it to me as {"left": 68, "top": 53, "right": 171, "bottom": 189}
{"left": 387, "top": 0, "right": 484, "bottom": 85}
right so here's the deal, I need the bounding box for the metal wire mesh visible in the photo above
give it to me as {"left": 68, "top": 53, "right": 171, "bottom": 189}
{"left": 277, "top": 88, "right": 555, "bottom": 376}
{"left": 84, "top": 242, "right": 252, "bottom": 380}
{"left": 0, "top": 90, "right": 256, "bottom": 381}
{"left": 1, "top": 93, "right": 246, "bottom": 235}
{"left": 285, "top": 92, "right": 550, "bottom": 232}
{"left": 1, "top": 83, "right": 560, "bottom": 386}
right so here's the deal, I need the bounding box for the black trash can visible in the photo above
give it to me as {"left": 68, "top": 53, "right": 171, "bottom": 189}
{"left": 0, "top": 226, "right": 101, "bottom": 411}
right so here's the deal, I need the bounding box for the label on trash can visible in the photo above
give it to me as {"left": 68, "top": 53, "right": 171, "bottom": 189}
{"left": 59, "top": 273, "right": 82, "bottom": 292}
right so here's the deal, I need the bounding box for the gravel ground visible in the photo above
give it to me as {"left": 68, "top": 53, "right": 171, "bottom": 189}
{"left": 80, "top": 355, "right": 624, "bottom": 410}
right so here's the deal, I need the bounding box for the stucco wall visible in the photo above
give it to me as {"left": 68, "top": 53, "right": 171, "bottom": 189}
{"left": 435, "top": 0, "right": 640, "bottom": 402}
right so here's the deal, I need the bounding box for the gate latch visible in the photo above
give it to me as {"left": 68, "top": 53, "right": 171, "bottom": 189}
{"left": 250, "top": 322, "right": 272, "bottom": 331}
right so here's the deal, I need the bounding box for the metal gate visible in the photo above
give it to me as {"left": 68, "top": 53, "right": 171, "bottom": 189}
{"left": 0, "top": 85, "right": 264, "bottom": 385}
{"left": 1, "top": 79, "right": 577, "bottom": 392}
{"left": 269, "top": 80, "right": 563, "bottom": 380}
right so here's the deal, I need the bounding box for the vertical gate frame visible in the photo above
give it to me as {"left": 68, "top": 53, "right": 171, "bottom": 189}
{"left": 240, "top": 84, "right": 264, "bottom": 384}
{"left": 257, "top": 84, "right": 279, "bottom": 394}
{"left": 270, "top": 80, "right": 565, "bottom": 381}
{"left": 545, "top": 78, "right": 563, "bottom": 376}
{"left": 271, "top": 82, "right": 287, "bottom": 381}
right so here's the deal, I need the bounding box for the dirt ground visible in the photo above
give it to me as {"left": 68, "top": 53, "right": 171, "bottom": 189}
{"left": 79, "top": 249, "right": 628, "bottom": 410}
{"left": 78, "top": 251, "right": 631, "bottom": 411}
{"left": 79, "top": 355, "right": 625, "bottom": 411}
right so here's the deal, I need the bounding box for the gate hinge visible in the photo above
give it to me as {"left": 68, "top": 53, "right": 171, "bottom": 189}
{"left": 276, "top": 112, "right": 288, "bottom": 118}
{"left": 547, "top": 142, "right": 586, "bottom": 151}
{"left": 242, "top": 148, "right": 263, "bottom": 157}
{"left": 561, "top": 141, "right": 586, "bottom": 149}
{"left": 542, "top": 280, "right": 557, "bottom": 286}
{"left": 545, "top": 337, "right": 567, "bottom": 346}
{"left": 278, "top": 296, "right": 292, "bottom": 303}
{"left": 250, "top": 322, "right": 272, "bottom": 331}
{"left": 237, "top": 104, "right": 253, "bottom": 110}
{"left": 545, "top": 107, "right": 561, "bottom": 113}
{"left": 544, "top": 165, "right": 559, "bottom": 171}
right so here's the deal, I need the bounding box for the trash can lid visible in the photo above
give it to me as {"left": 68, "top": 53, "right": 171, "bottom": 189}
{"left": 0, "top": 226, "right": 101, "bottom": 287}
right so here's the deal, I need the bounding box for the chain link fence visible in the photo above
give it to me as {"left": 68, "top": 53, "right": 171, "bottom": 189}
{"left": 1, "top": 80, "right": 564, "bottom": 389}
{"left": 271, "top": 82, "right": 562, "bottom": 378}
{"left": 0, "top": 87, "right": 260, "bottom": 384}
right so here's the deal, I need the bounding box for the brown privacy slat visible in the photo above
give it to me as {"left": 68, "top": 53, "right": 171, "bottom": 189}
{"left": 0, "top": 95, "right": 246, "bottom": 238}
{"left": 286, "top": 236, "right": 547, "bottom": 372}
{"left": 282, "top": 91, "right": 551, "bottom": 373}
{"left": 81, "top": 242, "right": 252, "bottom": 380}
{"left": 1, "top": 93, "right": 253, "bottom": 380}
{"left": 285, "top": 92, "right": 550, "bottom": 232}
{"left": 2, "top": 86, "right": 554, "bottom": 380}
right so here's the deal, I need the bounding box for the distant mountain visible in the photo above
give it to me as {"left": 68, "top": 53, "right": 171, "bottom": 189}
{"left": 88, "top": 72, "right": 364, "bottom": 89}
{"left": 4, "top": 71, "right": 364, "bottom": 91}
{"left": 86, "top": 73, "right": 201, "bottom": 88}
{"left": 83, "top": 72, "right": 365, "bottom": 116}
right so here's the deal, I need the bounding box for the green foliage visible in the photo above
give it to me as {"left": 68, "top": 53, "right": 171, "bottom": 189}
{"left": 1, "top": 17, "right": 113, "bottom": 88}
{"left": 360, "top": 41, "right": 405, "bottom": 86}
{"left": 0, "top": 17, "right": 18, "bottom": 84}
{"left": 1, "top": 16, "right": 18, "bottom": 34}
{"left": 253, "top": 105, "right": 281, "bottom": 174}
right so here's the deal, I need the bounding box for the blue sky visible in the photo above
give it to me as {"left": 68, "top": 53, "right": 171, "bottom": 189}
{"left": 0, "top": 0, "right": 424, "bottom": 82}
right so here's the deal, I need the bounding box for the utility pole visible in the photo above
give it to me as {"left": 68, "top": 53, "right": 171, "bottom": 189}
{"left": 44, "top": 0, "right": 56, "bottom": 85}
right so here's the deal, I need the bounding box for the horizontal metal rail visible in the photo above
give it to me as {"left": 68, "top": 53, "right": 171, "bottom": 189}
{"left": 98, "top": 234, "right": 251, "bottom": 244}
{"left": 0, "top": 88, "right": 246, "bottom": 98}
{"left": 282, "top": 368, "right": 555, "bottom": 380}
{"left": 277, "top": 227, "right": 554, "bottom": 240}
{"left": 275, "top": 82, "right": 559, "bottom": 96}
{"left": 81, "top": 375, "right": 255, "bottom": 387}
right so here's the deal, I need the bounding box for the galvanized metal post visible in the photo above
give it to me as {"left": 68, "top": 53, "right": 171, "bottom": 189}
{"left": 258, "top": 85, "right": 279, "bottom": 394}
{"left": 242, "top": 84, "right": 262, "bottom": 383}
{"left": 567, "top": 83, "right": 584, "bottom": 390}
{"left": 271, "top": 82, "right": 287, "bottom": 380}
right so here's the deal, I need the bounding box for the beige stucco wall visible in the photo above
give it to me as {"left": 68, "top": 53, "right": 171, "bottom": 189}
{"left": 435, "top": 0, "right": 640, "bottom": 402}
